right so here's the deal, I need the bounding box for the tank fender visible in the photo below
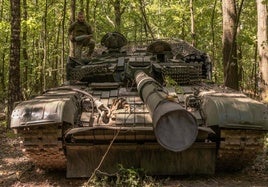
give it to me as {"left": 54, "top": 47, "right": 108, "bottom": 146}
{"left": 200, "top": 92, "right": 268, "bottom": 130}
{"left": 11, "top": 97, "right": 79, "bottom": 128}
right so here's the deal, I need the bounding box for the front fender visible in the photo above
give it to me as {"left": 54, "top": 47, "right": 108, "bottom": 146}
{"left": 11, "top": 89, "right": 80, "bottom": 128}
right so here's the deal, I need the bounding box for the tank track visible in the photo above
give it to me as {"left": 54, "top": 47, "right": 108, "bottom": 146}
{"left": 17, "top": 124, "right": 66, "bottom": 170}
{"left": 217, "top": 129, "right": 266, "bottom": 171}
{"left": 16, "top": 125, "right": 266, "bottom": 172}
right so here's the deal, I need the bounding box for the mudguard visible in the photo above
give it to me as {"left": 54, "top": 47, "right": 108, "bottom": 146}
{"left": 200, "top": 91, "right": 268, "bottom": 130}
{"left": 11, "top": 89, "right": 79, "bottom": 128}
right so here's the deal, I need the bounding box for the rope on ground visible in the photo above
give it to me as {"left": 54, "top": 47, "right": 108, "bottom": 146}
{"left": 85, "top": 129, "right": 120, "bottom": 185}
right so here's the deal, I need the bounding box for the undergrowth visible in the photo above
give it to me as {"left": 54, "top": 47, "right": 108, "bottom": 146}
{"left": 84, "top": 164, "right": 167, "bottom": 187}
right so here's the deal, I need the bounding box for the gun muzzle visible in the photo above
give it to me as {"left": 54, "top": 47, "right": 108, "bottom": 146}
{"left": 135, "top": 71, "right": 198, "bottom": 152}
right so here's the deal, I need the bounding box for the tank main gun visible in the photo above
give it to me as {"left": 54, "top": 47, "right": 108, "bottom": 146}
{"left": 135, "top": 71, "right": 198, "bottom": 152}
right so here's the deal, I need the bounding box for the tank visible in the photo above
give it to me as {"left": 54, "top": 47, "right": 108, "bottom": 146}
{"left": 10, "top": 32, "right": 268, "bottom": 178}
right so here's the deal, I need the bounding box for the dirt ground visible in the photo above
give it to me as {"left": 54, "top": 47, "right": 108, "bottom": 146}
{"left": 0, "top": 123, "right": 268, "bottom": 187}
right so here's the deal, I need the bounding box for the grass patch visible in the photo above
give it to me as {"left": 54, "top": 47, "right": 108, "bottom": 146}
{"left": 85, "top": 164, "right": 167, "bottom": 187}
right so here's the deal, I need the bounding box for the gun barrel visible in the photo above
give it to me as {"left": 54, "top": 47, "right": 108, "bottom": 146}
{"left": 135, "top": 71, "right": 198, "bottom": 152}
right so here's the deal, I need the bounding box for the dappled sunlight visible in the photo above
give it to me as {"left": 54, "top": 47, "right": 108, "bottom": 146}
{"left": 2, "top": 156, "right": 29, "bottom": 166}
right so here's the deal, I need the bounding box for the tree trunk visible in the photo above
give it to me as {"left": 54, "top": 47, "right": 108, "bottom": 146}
{"left": 61, "top": 0, "right": 67, "bottom": 83}
{"left": 22, "top": 0, "right": 29, "bottom": 98}
{"left": 190, "top": 0, "right": 196, "bottom": 46}
{"left": 92, "top": 2, "right": 98, "bottom": 40}
{"left": 0, "top": 37, "right": 7, "bottom": 98}
{"left": 71, "top": 0, "right": 76, "bottom": 22}
{"left": 256, "top": 0, "right": 268, "bottom": 101}
{"left": 42, "top": 0, "right": 48, "bottom": 91}
{"left": 138, "top": 0, "right": 154, "bottom": 40}
{"left": 0, "top": 0, "right": 3, "bottom": 21}
{"left": 86, "top": 0, "right": 90, "bottom": 22}
{"left": 210, "top": 0, "right": 217, "bottom": 82}
{"left": 69, "top": 0, "right": 76, "bottom": 57}
{"left": 222, "top": 0, "right": 239, "bottom": 90}
{"left": 113, "top": 0, "right": 123, "bottom": 32}
{"left": 8, "top": 0, "right": 23, "bottom": 128}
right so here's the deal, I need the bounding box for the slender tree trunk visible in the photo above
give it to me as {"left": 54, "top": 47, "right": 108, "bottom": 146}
{"left": 86, "top": 0, "right": 90, "bottom": 22}
{"left": 54, "top": 21, "right": 61, "bottom": 87}
{"left": 42, "top": 0, "right": 48, "bottom": 91}
{"left": 22, "top": 0, "right": 29, "bottom": 99}
{"left": 256, "top": 0, "right": 268, "bottom": 101}
{"left": 8, "top": 0, "right": 23, "bottom": 127}
{"left": 0, "top": 0, "right": 3, "bottom": 21}
{"left": 1, "top": 49, "right": 5, "bottom": 94}
{"left": 1, "top": 0, "right": 5, "bottom": 96}
{"left": 0, "top": 37, "right": 7, "bottom": 97}
{"left": 253, "top": 41, "right": 258, "bottom": 97}
{"left": 138, "top": 0, "right": 154, "bottom": 40}
{"left": 210, "top": 0, "right": 217, "bottom": 82}
{"left": 69, "top": 0, "right": 76, "bottom": 57}
{"left": 62, "top": 0, "right": 67, "bottom": 83}
{"left": 113, "top": 0, "right": 125, "bottom": 33}
{"left": 71, "top": 0, "right": 76, "bottom": 22}
{"left": 190, "top": 0, "right": 196, "bottom": 46}
{"left": 181, "top": 16, "right": 186, "bottom": 40}
{"left": 222, "top": 0, "right": 239, "bottom": 90}
{"left": 92, "top": 2, "right": 98, "bottom": 40}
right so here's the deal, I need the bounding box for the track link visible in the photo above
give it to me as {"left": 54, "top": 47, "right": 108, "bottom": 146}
{"left": 217, "top": 129, "right": 266, "bottom": 171}
{"left": 17, "top": 124, "right": 66, "bottom": 169}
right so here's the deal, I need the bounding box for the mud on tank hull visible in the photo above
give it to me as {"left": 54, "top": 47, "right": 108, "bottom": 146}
{"left": 11, "top": 32, "right": 268, "bottom": 178}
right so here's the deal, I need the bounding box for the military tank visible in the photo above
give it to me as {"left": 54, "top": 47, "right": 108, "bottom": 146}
{"left": 11, "top": 32, "right": 268, "bottom": 178}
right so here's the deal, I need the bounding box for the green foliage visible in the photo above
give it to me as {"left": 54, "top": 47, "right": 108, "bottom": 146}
{"left": 115, "top": 164, "right": 145, "bottom": 186}
{"left": 0, "top": 120, "right": 7, "bottom": 129}
{"left": 5, "top": 129, "right": 17, "bottom": 139}
{"left": 165, "top": 76, "right": 184, "bottom": 93}
{"left": 85, "top": 164, "right": 164, "bottom": 187}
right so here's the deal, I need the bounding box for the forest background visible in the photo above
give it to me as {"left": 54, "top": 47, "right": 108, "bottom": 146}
{"left": 0, "top": 0, "right": 268, "bottom": 125}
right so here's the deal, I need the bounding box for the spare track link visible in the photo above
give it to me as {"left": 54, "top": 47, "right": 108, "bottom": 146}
{"left": 17, "top": 124, "right": 66, "bottom": 170}
{"left": 217, "top": 129, "right": 266, "bottom": 171}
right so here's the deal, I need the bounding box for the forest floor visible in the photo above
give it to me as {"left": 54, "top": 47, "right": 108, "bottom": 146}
{"left": 0, "top": 112, "right": 268, "bottom": 187}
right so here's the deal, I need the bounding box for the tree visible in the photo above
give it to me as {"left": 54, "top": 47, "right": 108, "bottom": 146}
{"left": 190, "top": 0, "right": 196, "bottom": 46}
{"left": 112, "top": 0, "right": 126, "bottom": 32}
{"left": 61, "top": 0, "right": 67, "bottom": 83}
{"left": 69, "top": 0, "right": 76, "bottom": 57}
{"left": 138, "top": 0, "right": 154, "bottom": 39}
{"left": 222, "top": 0, "right": 239, "bottom": 90}
{"left": 0, "top": 0, "right": 9, "bottom": 101}
{"left": 8, "top": 0, "right": 22, "bottom": 127}
{"left": 22, "top": 0, "right": 29, "bottom": 98}
{"left": 257, "top": 0, "right": 268, "bottom": 101}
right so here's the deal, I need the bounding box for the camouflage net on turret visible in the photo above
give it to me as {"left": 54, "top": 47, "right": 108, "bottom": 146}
{"left": 169, "top": 40, "right": 211, "bottom": 79}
